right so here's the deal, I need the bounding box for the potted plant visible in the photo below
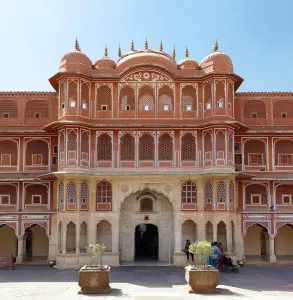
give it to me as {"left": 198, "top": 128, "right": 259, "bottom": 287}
{"left": 78, "top": 243, "right": 111, "bottom": 294}
{"left": 185, "top": 241, "right": 219, "bottom": 293}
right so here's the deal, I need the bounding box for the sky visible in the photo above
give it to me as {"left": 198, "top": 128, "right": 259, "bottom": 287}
{"left": 0, "top": 0, "right": 292, "bottom": 92}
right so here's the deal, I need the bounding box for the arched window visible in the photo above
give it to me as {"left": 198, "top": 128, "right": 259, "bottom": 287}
{"left": 60, "top": 82, "right": 65, "bottom": 110}
{"left": 80, "top": 131, "right": 89, "bottom": 164}
{"left": 81, "top": 82, "right": 90, "bottom": 110}
{"left": 181, "top": 133, "right": 196, "bottom": 161}
{"left": 204, "top": 181, "right": 213, "bottom": 204}
{"left": 120, "top": 134, "right": 135, "bottom": 161}
{"left": 204, "top": 131, "right": 212, "bottom": 163}
{"left": 58, "top": 181, "right": 64, "bottom": 211}
{"left": 68, "top": 81, "right": 78, "bottom": 108}
{"left": 97, "top": 85, "right": 112, "bottom": 111}
{"left": 158, "top": 133, "right": 173, "bottom": 160}
{"left": 204, "top": 82, "right": 212, "bottom": 111}
{"left": 273, "top": 100, "right": 293, "bottom": 119}
{"left": 67, "top": 130, "right": 77, "bottom": 161}
{"left": 59, "top": 131, "right": 65, "bottom": 166}
{"left": 229, "top": 181, "right": 234, "bottom": 208}
{"left": 97, "top": 134, "right": 112, "bottom": 161}
{"left": 216, "top": 80, "right": 225, "bottom": 107}
{"left": 96, "top": 180, "right": 112, "bottom": 211}
{"left": 158, "top": 85, "right": 174, "bottom": 111}
{"left": 120, "top": 85, "right": 135, "bottom": 111}
{"left": 181, "top": 85, "right": 197, "bottom": 112}
{"left": 80, "top": 180, "right": 89, "bottom": 211}
{"left": 140, "top": 198, "right": 153, "bottom": 212}
{"left": 25, "top": 100, "right": 49, "bottom": 119}
{"left": 216, "top": 130, "right": 225, "bottom": 160}
{"left": 0, "top": 100, "right": 18, "bottom": 118}
{"left": 217, "top": 181, "right": 226, "bottom": 203}
{"left": 139, "top": 133, "right": 154, "bottom": 160}
{"left": 67, "top": 181, "right": 76, "bottom": 210}
{"left": 181, "top": 181, "right": 197, "bottom": 203}
{"left": 243, "top": 100, "right": 266, "bottom": 119}
{"left": 138, "top": 85, "right": 155, "bottom": 111}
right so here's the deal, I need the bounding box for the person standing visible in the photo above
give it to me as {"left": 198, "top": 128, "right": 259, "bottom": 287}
{"left": 217, "top": 242, "right": 224, "bottom": 271}
{"left": 211, "top": 242, "right": 222, "bottom": 269}
{"left": 184, "top": 239, "right": 194, "bottom": 262}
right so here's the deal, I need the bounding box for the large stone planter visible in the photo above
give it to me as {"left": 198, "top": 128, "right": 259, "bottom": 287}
{"left": 185, "top": 265, "right": 219, "bottom": 293}
{"left": 78, "top": 265, "right": 111, "bottom": 294}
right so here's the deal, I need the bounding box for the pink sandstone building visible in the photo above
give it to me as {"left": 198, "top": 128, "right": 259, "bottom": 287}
{"left": 0, "top": 39, "right": 292, "bottom": 268}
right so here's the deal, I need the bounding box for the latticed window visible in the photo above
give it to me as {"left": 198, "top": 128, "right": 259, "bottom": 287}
{"left": 25, "top": 100, "right": 49, "bottom": 119}
{"left": 80, "top": 181, "right": 89, "bottom": 204}
{"left": 139, "top": 133, "right": 155, "bottom": 160}
{"left": 229, "top": 181, "right": 234, "bottom": 204}
{"left": 0, "top": 100, "right": 18, "bottom": 118}
{"left": 204, "top": 82, "right": 212, "bottom": 110}
{"left": 216, "top": 131, "right": 225, "bottom": 159}
{"left": 60, "top": 82, "right": 65, "bottom": 107}
{"left": 181, "top": 181, "right": 197, "bottom": 203}
{"left": 273, "top": 100, "right": 293, "bottom": 118}
{"left": 96, "top": 180, "right": 112, "bottom": 203}
{"left": 120, "top": 134, "right": 135, "bottom": 160}
{"left": 81, "top": 83, "right": 90, "bottom": 110}
{"left": 158, "top": 133, "right": 173, "bottom": 160}
{"left": 228, "top": 131, "right": 233, "bottom": 161}
{"left": 97, "top": 134, "right": 112, "bottom": 160}
{"left": 216, "top": 81, "right": 225, "bottom": 105}
{"left": 0, "top": 140, "right": 18, "bottom": 166}
{"left": 68, "top": 81, "right": 78, "bottom": 105}
{"left": 67, "top": 181, "right": 76, "bottom": 203}
{"left": 58, "top": 182, "right": 64, "bottom": 205}
{"left": 181, "top": 133, "right": 196, "bottom": 161}
{"left": 158, "top": 86, "right": 174, "bottom": 111}
{"left": 59, "top": 131, "right": 65, "bottom": 163}
{"left": 243, "top": 100, "right": 266, "bottom": 118}
{"left": 217, "top": 181, "right": 226, "bottom": 203}
{"left": 120, "top": 86, "right": 135, "bottom": 110}
{"left": 97, "top": 85, "right": 112, "bottom": 110}
{"left": 204, "top": 132, "right": 212, "bottom": 160}
{"left": 228, "top": 82, "right": 233, "bottom": 109}
{"left": 138, "top": 86, "right": 155, "bottom": 111}
{"left": 67, "top": 130, "right": 77, "bottom": 160}
{"left": 204, "top": 181, "right": 213, "bottom": 203}
{"left": 181, "top": 85, "right": 197, "bottom": 112}
{"left": 81, "top": 132, "right": 89, "bottom": 161}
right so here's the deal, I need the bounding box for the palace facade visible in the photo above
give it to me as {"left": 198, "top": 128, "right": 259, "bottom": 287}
{"left": 0, "top": 39, "right": 293, "bottom": 268}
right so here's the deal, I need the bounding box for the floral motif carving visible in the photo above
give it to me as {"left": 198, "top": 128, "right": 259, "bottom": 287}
{"left": 164, "top": 185, "right": 172, "bottom": 193}
{"left": 121, "top": 185, "right": 129, "bottom": 193}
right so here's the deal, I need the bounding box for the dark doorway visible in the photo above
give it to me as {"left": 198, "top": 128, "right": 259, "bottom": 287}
{"left": 135, "top": 224, "right": 158, "bottom": 260}
{"left": 25, "top": 227, "right": 33, "bottom": 261}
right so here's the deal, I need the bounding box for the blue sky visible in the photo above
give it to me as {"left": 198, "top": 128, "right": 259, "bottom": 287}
{"left": 0, "top": 0, "right": 292, "bottom": 92}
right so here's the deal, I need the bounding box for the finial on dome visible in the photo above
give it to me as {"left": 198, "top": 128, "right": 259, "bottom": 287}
{"left": 172, "top": 46, "right": 176, "bottom": 59}
{"left": 213, "top": 40, "right": 219, "bottom": 52}
{"left": 118, "top": 44, "right": 121, "bottom": 57}
{"left": 185, "top": 47, "right": 189, "bottom": 58}
{"left": 75, "top": 38, "right": 81, "bottom": 52}
{"left": 104, "top": 45, "right": 108, "bottom": 57}
{"left": 145, "top": 38, "right": 148, "bottom": 49}
{"left": 160, "top": 40, "right": 163, "bottom": 51}
{"left": 131, "top": 40, "right": 134, "bottom": 51}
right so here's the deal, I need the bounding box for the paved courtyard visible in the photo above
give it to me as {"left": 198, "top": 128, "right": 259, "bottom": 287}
{"left": 1, "top": 265, "right": 293, "bottom": 299}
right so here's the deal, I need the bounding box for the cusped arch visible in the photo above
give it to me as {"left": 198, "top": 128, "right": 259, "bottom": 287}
{"left": 24, "top": 223, "right": 48, "bottom": 235}
{"left": 244, "top": 222, "right": 269, "bottom": 235}
{"left": 276, "top": 223, "right": 293, "bottom": 234}
{"left": 0, "top": 223, "right": 17, "bottom": 233}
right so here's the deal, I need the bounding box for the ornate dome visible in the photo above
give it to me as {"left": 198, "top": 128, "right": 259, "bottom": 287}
{"left": 59, "top": 39, "right": 92, "bottom": 71}
{"left": 178, "top": 58, "right": 199, "bottom": 70}
{"left": 94, "top": 56, "right": 116, "bottom": 69}
{"left": 200, "top": 42, "right": 234, "bottom": 73}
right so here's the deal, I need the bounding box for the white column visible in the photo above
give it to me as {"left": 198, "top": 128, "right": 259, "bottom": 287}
{"left": 47, "top": 235, "right": 55, "bottom": 261}
{"left": 62, "top": 224, "right": 67, "bottom": 254}
{"left": 16, "top": 235, "right": 25, "bottom": 264}
{"left": 174, "top": 215, "right": 181, "bottom": 253}
{"left": 76, "top": 222, "right": 80, "bottom": 254}
{"left": 269, "top": 234, "right": 277, "bottom": 262}
{"left": 112, "top": 218, "right": 119, "bottom": 253}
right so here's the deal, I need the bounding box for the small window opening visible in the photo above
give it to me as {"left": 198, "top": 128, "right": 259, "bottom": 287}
{"left": 125, "top": 105, "right": 130, "bottom": 111}
{"left": 61, "top": 103, "right": 65, "bottom": 109}
{"left": 82, "top": 103, "right": 87, "bottom": 109}
{"left": 251, "top": 113, "right": 257, "bottom": 118}
{"left": 217, "top": 100, "right": 223, "bottom": 108}
{"left": 163, "top": 105, "right": 169, "bottom": 111}
{"left": 101, "top": 105, "right": 107, "bottom": 111}
{"left": 35, "top": 113, "right": 40, "bottom": 119}
{"left": 281, "top": 112, "right": 287, "bottom": 119}
{"left": 186, "top": 105, "right": 192, "bottom": 111}
{"left": 228, "top": 103, "right": 232, "bottom": 109}
{"left": 52, "top": 157, "right": 58, "bottom": 165}
{"left": 32, "top": 195, "right": 41, "bottom": 204}
{"left": 3, "top": 113, "right": 9, "bottom": 119}
{"left": 53, "top": 145, "right": 58, "bottom": 154}
{"left": 144, "top": 105, "right": 149, "bottom": 111}
{"left": 69, "top": 100, "right": 76, "bottom": 108}
{"left": 206, "top": 103, "right": 211, "bottom": 109}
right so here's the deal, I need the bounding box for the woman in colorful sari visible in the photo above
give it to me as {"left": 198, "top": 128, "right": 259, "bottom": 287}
{"left": 217, "top": 242, "right": 224, "bottom": 271}
{"left": 207, "top": 241, "right": 214, "bottom": 266}
{"left": 211, "top": 242, "right": 222, "bottom": 269}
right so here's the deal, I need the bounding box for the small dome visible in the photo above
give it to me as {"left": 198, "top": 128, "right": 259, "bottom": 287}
{"left": 200, "top": 51, "right": 234, "bottom": 73}
{"left": 94, "top": 56, "right": 116, "bottom": 69}
{"left": 178, "top": 58, "right": 199, "bottom": 70}
{"left": 60, "top": 51, "right": 92, "bottom": 68}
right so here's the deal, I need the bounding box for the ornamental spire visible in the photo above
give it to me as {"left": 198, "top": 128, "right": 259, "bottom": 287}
{"left": 185, "top": 47, "right": 189, "bottom": 58}
{"left": 160, "top": 40, "right": 163, "bottom": 51}
{"left": 213, "top": 40, "right": 219, "bottom": 52}
{"left": 131, "top": 40, "right": 134, "bottom": 51}
{"left": 172, "top": 46, "right": 176, "bottom": 59}
{"left": 145, "top": 38, "right": 148, "bottom": 49}
{"left": 118, "top": 44, "right": 121, "bottom": 57}
{"left": 104, "top": 45, "right": 108, "bottom": 57}
{"left": 75, "top": 38, "right": 81, "bottom": 52}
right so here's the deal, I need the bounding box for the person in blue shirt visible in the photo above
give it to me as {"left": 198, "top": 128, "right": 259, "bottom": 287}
{"left": 211, "top": 242, "right": 222, "bottom": 269}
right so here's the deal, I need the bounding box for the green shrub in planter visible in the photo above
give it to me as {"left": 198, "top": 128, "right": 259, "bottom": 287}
{"left": 188, "top": 241, "right": 213, "bottom": 269}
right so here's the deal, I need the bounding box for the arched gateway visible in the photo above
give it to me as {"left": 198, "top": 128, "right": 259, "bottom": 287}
{"left": 120, "top": 189, "right": 173, "bottom": 263}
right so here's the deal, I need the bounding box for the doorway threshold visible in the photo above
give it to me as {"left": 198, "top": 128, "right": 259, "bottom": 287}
{"left": 120, "top": 261, "right": 173, "bottom": 267}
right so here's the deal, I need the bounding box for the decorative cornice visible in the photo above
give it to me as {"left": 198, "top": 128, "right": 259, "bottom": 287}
{"left": 0, "top": 92, "right": 57, "bottom": 97}
{"left": 236, "top": 92, "right": 293, "bottom": 97}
